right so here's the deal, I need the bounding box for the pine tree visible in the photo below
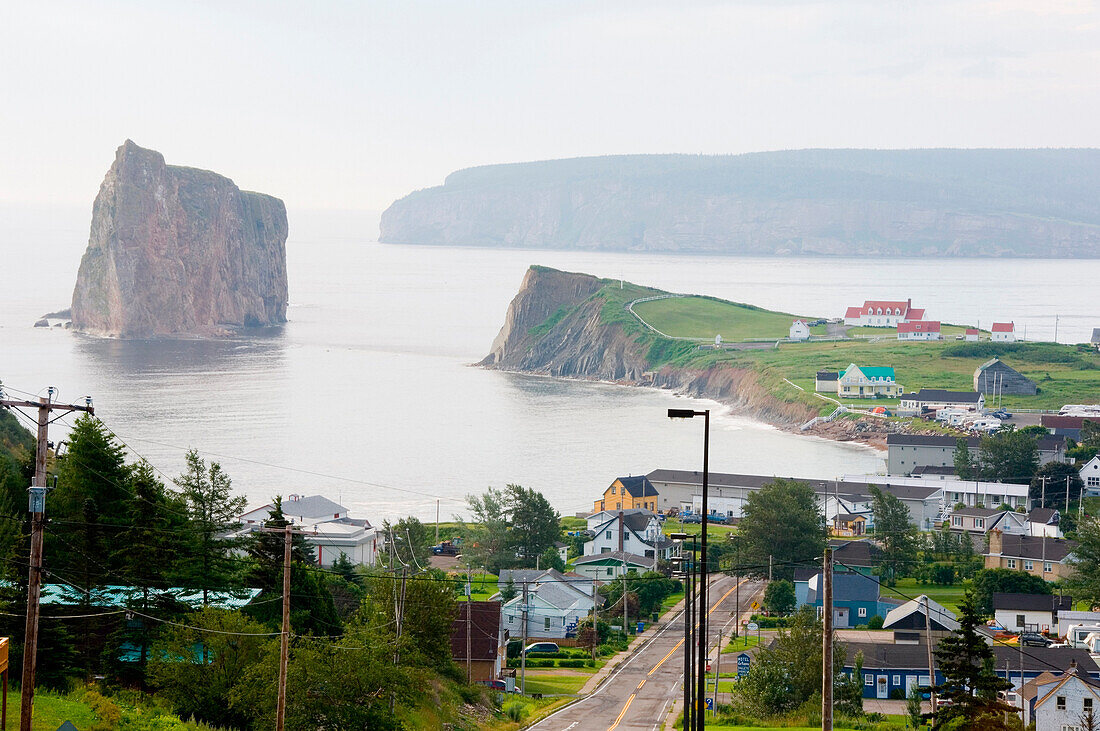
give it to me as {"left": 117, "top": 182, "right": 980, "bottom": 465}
{"left": 174, "top": 449, "right": 246, "bottom": 604}
{"left": 930, "top": 591, "right": 1016, "bottom": 729}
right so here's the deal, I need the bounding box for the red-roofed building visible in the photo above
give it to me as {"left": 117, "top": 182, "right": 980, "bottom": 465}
{"left": 992, "top": 322, "right": 1016, "bottom": 343}
{"left": 897, "top": 321, "right": 942, "bottom": 341}
{"left": 965, "top": 328, "right": 979, "bottom": 341}
{"left": 844, "top": 299, "right": 925, "bottom": 327}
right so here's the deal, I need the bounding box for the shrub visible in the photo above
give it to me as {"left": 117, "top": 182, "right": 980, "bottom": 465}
{"left": 558, "top": 659, "right": 586, "bottom": 668}
{"left": 868, "top": 615, "right": 884, "bottom": 630}
{"left": 503, "top": 702, "right": 528, "bottom": 722}
{"left": 889, "top": 687, "right": 906, "bottom": 700}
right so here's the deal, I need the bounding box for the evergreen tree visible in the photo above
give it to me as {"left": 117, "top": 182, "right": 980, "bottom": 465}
{"left": 954, "top": 438, "right": 977, "bottom": 480}
{"left": 174, "top": 449, "right": 246, "bottom": 603}
{"left": 505, "top": 484, "right": 560, "bottom": 565}
{"left": 930, "top": 591, "right": 1015, "bottom": 729}
{"left": 870, "top": 485, "right": 919, "bottom": 585}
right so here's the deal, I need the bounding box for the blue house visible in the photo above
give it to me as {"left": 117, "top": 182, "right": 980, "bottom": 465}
{"left": 797, "top": 571, "right": 880, "bottom": 628}
{"left": 843, "top": 641, "right": 1100, "bottom": 700}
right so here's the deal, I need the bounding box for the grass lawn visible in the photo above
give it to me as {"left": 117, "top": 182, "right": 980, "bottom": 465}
{"left": 661, "top": 591, "right": 686, "bottom": 615}
{"left": 723, "top": 634, "right": 760, "bottom": 653}
{"left": 4, "top": 690, "right": 100, "bottom": 730}
{"left": 520, "top": 668, "right": 595, "bottom": 696}
{"left": 481, "top": 696, "right": 573, "bottom": 731}
{"left": 879, "top": 578, "right": 968, "bottom": 613}
{"left": 457, "top": 571, "right": 500, "bottom": 601}
{"left": 664, "top": 522, "right": 739, "bottom": 539}
{"left": 632, "top": 296, "right": 819, "bottom": 341}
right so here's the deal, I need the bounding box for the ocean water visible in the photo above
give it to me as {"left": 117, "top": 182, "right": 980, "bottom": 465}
{"left": 2, "top": 207, "right": 1098, "bottom": 522}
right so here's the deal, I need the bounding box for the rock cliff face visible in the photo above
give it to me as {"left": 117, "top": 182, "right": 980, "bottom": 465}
{"left": 71, "top": 141, "right": 288, "bottom": 338}
{"left": 382, "top": 150, "right": 1100, "bottom": 257}
{"left": 481, "top": 266, "right": 820, "bottom": 427}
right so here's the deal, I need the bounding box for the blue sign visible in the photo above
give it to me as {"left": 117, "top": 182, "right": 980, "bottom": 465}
{"left": 705, "top": 698, "right": 714, "bottom": 710}
{"left": 736, "top": 652, "right": 751, "bottom": 677}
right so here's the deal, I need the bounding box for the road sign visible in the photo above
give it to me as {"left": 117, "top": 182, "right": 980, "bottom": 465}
{"left": 741, "top": 619, "right": 748, "bottom": 625}
{"left": 705, "top": 698, "right": 714, "bottom": 710}
{"left": 746, "top": 622, "right": 759, "bottom": 631}
{"left": 751, "top": 601, "right": 759, "bottom": 609}
{"left": 737, "top": 652, "right": 751, "bottom": 678}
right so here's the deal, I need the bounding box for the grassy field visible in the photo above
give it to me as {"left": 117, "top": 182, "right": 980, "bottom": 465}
{"left": 3, "top": 690, "right": 100, "bottom": 730}
{"left": 662, "top": 521, "right": 740, "bottom": 539}
{"left": 520, "top": 667, "right": 597, "bottom": 695}
{"left": 586, "top": 277, "right": 1100, "bottom": 412}
{"left": 879, "top": 578, "right": 967, "bottom": 613}
{"left": 632, "top": 296, "right": 823, "bottom": 341}
{"left": 723, "top": 634, "right": 761, "bottom": 653}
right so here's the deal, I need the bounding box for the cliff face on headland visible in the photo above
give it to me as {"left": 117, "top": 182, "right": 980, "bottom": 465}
{"left": 480, "top": 266, "right": 822, "bottom": 428}
{"left": 71, "top": 141, "right": 288, "bottom": 338}
{"left": 383, "top": 149, "right": 1100, "bottom": 257}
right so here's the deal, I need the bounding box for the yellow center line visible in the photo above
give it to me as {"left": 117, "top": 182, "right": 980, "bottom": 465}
{"left": 608, "top": 578, "right": 753, "bottom": 730}
{"left": 607, "top": 692, "right": 636, "bottom": 731}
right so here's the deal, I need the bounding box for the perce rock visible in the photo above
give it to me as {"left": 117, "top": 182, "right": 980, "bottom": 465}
{"left": 71, "top": 141, "right": 288, "bottom": 338}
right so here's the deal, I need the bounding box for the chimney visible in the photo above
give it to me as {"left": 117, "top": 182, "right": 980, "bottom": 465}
{"left": 618, "top": 511, "right": 624, "bottom": 553}
{"left": 988, "top": 529, "right": 1003, "bottom": 556}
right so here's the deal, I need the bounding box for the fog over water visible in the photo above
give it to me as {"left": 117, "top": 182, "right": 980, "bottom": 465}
{"left": 3, "top": 210, "right": 1099, "bottom": 522}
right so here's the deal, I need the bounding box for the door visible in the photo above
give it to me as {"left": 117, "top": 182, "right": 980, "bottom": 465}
{"left": 835, "top": 608, "right": 849, "bottom": 628}
{"left": 905, "top": 675, "right": 918, "bottom": 697}
{"left": 877, "top": 675, "right": 888, "bottom": 699}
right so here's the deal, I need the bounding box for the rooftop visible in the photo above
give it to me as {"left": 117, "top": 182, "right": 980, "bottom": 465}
{"left": 992, "top": 593, "right": 1072, "bottom": 612}
{"left": 616, "top": 475, "right": 659, "bottom": 498}
{"left": 992, "top": 322, "right": 1015, "bottom": 332}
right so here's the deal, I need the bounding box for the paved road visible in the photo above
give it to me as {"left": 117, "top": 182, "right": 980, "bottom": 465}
{"left": 529, "top": 574, "right": 765, "bottom": 731}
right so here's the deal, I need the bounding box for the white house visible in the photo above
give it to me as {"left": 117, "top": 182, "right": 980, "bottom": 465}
{"left": 897, "top": 321, "right": 942, "bottom": 341}
{"left": 1027, "top": 508, "right": 1063, "bottom": 538}
{"left": 1030, "top": 668, "right": 1100, "bottom": 730}
{"left": 965, "top": 328, "right": 980, "bottom": 342}
{"left": 789, "top": 320, "right": 811, "bottom": 341}
{"left": 236, "top": 494, "right": 380, "bottom": 567}
{"left": 844, "top": 299, "right": 926, "bottom": 327}
{"left": 572, "top": 550, "right": 656, "bottom": 581}
{"left": 837, "top": 364, "right": 903, "bottom": 399}
{"left": 500, "top": 573, "right": 596, "bottom": 639}
{"left": 1081, "top": 456, "right": 1100, "bottom": 496}
{"left": 993, "top": 593, "right": 1071, "bottom": 634}
{"left": 991, "top": 322, "right": 1017, "bottom": 342}
{"left": 584, "top": 509, "right": 673, "bottom": 561}
{"left": 898, "top": 389, "right": 985, "bottom": 414}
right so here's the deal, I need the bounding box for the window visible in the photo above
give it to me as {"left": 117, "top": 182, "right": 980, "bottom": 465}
{"left": 544, "top": 617, "right": 551, "bottom": 631}
{"left": 952, "top": 516, "right": 962, "bottom": 527}
{"left": 893, "top": 675, "right": 900, "bottom": 685}
{"left": 864, "top": 675, "right": 874, "bottom": 686}
{"left": 624, "top": 533, "right": 630, "bottom": 541}
{"left": 1086, "top": 698, "right": 1094, "bottom": 712}
{"left": 1089, "top": 476, "right": 1100, "bottom": 487}
{"left": 858, "top": 607, "right": 867, "bottom": 618}
{"left": 1045, "top": 562, "right": 1053, "bottom": 573}
{"left": 1057, "top": 696, "right": 1066, "bottom": 710}
{"left": 508, "top": 615, "right": 514, "bottom": 624}
{"left": 1025, "top": 561, "right": 1034, "bottom": 571}
{"left": 610, "top": 486, "right": 616, "bottom": 494}
{"left": 601, "top": 547, "right": 611, "bottom": 554}
{"left": 606, "top": 531, "right": 612, "bottom": 539}
{"left": 1016, "top": 615, "right": 1026, "bottom": 628}
{"left": 607, "top": 568, "right": 613, "bottom": 576}
{"left": 1007, "top": 559, "right": 1017, "bottom": 569}
{"left": 975, "top": 519, "right": 984, "bottom": 529}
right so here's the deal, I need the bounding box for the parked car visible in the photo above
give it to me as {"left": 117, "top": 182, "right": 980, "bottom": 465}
{"left": 1019, "top": 633, "right": 1053, "bottom": 647}
{"left": 523, "top": 642, "right": 560, "bottom": 655}
{"left": 681, "top": 514, "right": 702, "bottom": 524}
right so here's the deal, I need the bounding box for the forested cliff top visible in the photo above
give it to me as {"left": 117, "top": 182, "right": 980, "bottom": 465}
{"left": 381, "top": 149, "right": 1100, "bottom": 257}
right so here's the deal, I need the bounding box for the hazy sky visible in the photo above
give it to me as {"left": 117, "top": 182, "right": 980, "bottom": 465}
{"left": 2, "top": 0, "right": 1098, "bottom": 214}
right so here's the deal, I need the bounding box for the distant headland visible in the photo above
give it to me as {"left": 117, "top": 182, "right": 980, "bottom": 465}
{"left": 381, "top": 149, "right": 1100, "bottom": 258}
{"left": 70, "top": 140, "right": 289, "bottom": 338}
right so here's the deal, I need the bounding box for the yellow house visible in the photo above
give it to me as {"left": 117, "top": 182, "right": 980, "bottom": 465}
{"left": 593, "top": 476, "right": 659, "bottom": 513}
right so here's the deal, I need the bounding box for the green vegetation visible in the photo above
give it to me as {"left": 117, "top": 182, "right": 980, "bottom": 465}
{"left": 563, "top": 275, "right": 1100, "bottom": 412}
{"left": 879, "top": 578, "right": 968, "bottom": 614}
{"left": 632, "top": 296, "right": 817, "bottom": 341}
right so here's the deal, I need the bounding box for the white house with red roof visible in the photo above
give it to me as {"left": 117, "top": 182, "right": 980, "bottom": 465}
{"left": 897, "top": 321, "right": 942, "bottom": 341}
{"left": 992, "top": 322, "right": 1017, "bottom": 342}
{"left": 844, "top": 299, "right": 925, "bottom": 327}
{"left": 789, "top": 319, "right": 811, "bottom": 341}
{"left": 965, "top": 328, "right": 979, "bottom": 341}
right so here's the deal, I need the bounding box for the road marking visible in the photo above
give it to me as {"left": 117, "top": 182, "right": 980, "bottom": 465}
{"left": 637, "top": 678, "right": 647, "bottom": 690}
{"left": 607, "top": 692, "right": 637, "bottom": 731}
{"left": 560, "top": 724, "right": 578, "bottom": 730}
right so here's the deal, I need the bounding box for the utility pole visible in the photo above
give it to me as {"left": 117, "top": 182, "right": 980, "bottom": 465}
{"left": 277, "top": 525, "right": 291, "bottom": 731}
{"left": 622, "top": 554, "right": 629, "bottom": 638}
{"left": 688, "top": 545, "right": 695, "bottom": 729}
{"left": 768, "top": 554, "right": 773, "bottom": 583}
{"left": 924, "top": 595, "right": 937, "bottom": 718}
{"left": 0, "top": 387, "right": 94, "bottom": 731}
{"left": 435, "top": 499, "right": 440, "bottom": 545}
{"left": 521, "top": 580, "right": 529, "bottom": 695}
{"left": 822, "top": 547, "right": 833, "bottom": 731}
{"left": 683, "top": 547, "right": 692, "bottom": 731}
{"left": 1041, "top": 476, "right": 1047, "bottom": 509}
{"left": 466, "top": 593, "right": 472, "bottom": 683}
{"left": 711, "top": 630, "right": 722, "bottom": 717}
{"left": 1066, "top": 476, "right": 1072, "bottom": 517}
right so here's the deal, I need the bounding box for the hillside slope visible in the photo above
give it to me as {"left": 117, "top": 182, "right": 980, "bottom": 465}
{"left": 382, "top": 149, "right": 1100, "bottom": 258}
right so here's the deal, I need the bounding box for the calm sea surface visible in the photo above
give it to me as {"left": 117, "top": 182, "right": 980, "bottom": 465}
{"left": 2, "top": 207, "right": 1098, "bottom": 522}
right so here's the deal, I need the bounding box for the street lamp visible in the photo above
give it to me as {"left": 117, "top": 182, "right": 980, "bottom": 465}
{"left": 670, "top": 532, "right": 695, "bottom": 730}
{"left": 668, "top": 408, "right": 710, "bottom": 731}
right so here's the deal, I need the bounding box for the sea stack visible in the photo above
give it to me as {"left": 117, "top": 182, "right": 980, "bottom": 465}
{"left": 70, "top": 140, "right": 288, "bottom": 338}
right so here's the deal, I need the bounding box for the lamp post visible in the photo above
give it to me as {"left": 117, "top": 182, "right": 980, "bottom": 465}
{"left": 668, "top": 408, "right": 710, "bottom": 731}
{"left": 670, "top": 532, "right": 694, "bottom": 729}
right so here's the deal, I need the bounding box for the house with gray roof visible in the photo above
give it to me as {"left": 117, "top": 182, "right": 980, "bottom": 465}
{"left": 500, "top": 571, "right": 596, "bottom": 639}
{"left": 236, "top": 494, "right": 379, "bottom": 567}
{"left": 584, "top": 509, "right": 672, "bottom": 561}
{"left": 571, "top": 551, "right": 656, "bottom": 581}
{"left": 974, "top": 358, "right": 1037, "bottom": 396}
